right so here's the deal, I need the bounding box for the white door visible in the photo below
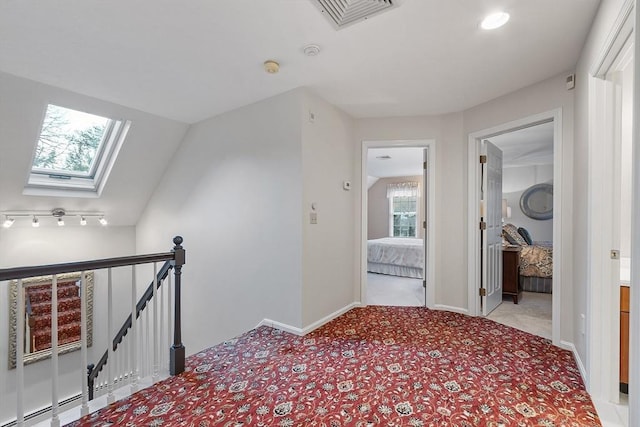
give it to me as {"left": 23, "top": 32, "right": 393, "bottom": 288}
{"left": 482, "top": 140, "right": 503, "bottom": 315}
{"left": 422, "top": 148, "right": 429, "bottom": 307}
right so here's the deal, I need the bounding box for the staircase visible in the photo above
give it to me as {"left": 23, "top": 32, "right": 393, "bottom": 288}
{"left": 25, "top": 280, "right": 82, "bottom": 352}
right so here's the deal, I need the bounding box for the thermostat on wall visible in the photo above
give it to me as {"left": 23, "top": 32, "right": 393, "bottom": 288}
{"left": 343, "top": 181, "right": 351, "bottom": 190}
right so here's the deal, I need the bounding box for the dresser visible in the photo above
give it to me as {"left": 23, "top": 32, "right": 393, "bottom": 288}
{"left": 502, "top": 246, "right": 522, "bottom": 304}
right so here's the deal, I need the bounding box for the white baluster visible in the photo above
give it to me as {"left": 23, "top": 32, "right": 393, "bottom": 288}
{"left": 107, "top": 268, "right": 115, "bottom": 404}
{"left": 131, "top": 265, "right": 138, "bottom": 392}
{"left": 145, "top": 303, "right": 150, "bottom": 378}
{"left": 16, "top": 280, "right": 25, "bottom": 427}
{"left": 51, "top": 275, "right": 60, "bottom": 427}
{"left": 159, "top": 274, "right": 165, "bottom": 373}
{"left": 152, "top": 262, "right": 159, "bottom": 382}
{"left": 80, "top": 271, "right": 89, "bottom": 416}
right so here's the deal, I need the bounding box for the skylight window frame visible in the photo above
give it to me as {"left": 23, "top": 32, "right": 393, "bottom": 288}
{"left": 30, "top": 118, "right": 115, "bottom": 180}
{"left": 25, "top": 104, "right": 131, "bottom": 198}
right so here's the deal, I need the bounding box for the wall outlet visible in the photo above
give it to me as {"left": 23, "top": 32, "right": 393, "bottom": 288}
{"left": 310, "top": 212, "right": 317, "bottom": 224}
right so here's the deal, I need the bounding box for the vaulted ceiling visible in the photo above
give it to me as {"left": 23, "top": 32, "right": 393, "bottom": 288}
{"left": 0, "top": 0, "right": 600, "bottom": 226}
{"left": 0, "top": 0, "right": 600, "bottom": 123}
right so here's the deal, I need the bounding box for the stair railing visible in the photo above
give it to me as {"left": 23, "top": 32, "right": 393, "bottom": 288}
{"left": 86, "top": 259, "right": 172, "bottom": 400}
{"left": 0, "top": 236, "right": 185, "bottom": 427}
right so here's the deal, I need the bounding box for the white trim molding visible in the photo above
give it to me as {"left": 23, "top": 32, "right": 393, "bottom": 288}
{"left": 257, "top": 302, "right": 360, "bottom": 336}
{"left": 433, "top": 305, "right": 468, "bottom": 315}
{"left": 360, "top": 139, "right": 436, "bottom": 308}
{"left": 466, "top": 109, "right": 563, "bottom": 350}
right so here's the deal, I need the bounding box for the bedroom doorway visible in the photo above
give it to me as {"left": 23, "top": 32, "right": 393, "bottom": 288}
{"left": 360, "top": 140, "right": 436, "bottom": 308}
{"left": 467, "top": 110, "right": 562, "bottom": 346}
{"left": 483, "top": 122, "right": 555, "bottom": 339}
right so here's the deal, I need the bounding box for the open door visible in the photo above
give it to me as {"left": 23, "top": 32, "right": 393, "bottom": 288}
{"left": 422, "top": 147, "right": 429, "bottom": 307}
{"left": 481, "top": 140, "right": 503, "bottom": 315}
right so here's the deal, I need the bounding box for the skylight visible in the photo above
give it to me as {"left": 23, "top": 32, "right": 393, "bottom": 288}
{"left": 25, "top": 104, "right": 131, "bottom": 197}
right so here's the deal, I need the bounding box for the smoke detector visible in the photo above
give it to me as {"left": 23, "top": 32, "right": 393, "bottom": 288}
{"left": 303, "top": 44, "right": 321, "bottom": 56}
{"left": 311, "top": 0, "right": 400, "bottom": 29}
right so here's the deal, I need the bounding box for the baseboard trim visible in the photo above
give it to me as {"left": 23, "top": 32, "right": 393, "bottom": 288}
{"left": 560, "top": 340, "right": 588, "bottom": 386}
{"left": 433, "top": 304, "right": 469, "bottom": 315}
{"left": 258, "top": 302, "right": 360, "bottom": 336}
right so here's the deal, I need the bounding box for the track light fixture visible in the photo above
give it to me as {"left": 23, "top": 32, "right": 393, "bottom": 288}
{"left": 2, "top": 216, "right": 14, "bottom": 228}
{"left": 0, "top": 209, "right": 107, "bottom": 228}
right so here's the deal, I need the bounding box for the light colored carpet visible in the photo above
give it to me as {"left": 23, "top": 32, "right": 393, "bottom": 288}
{"left": 366, "top": 272, "right": 424, "bottom": 306}
{"left": 487, "top": 291, "right": 552, "bottom": 339}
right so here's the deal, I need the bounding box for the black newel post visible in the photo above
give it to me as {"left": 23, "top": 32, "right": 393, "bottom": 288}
{"left": 87, "top": 363, "right": 95, "bottom": 401}
{"left": 170, "top": 236, "right": 186, "bottom": 375}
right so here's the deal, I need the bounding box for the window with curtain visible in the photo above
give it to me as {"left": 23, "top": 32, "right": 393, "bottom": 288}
{"left": 387, "top": 182, "right": 420, "bottom": 237}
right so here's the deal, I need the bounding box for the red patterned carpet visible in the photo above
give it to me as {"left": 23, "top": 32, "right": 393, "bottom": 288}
{"left": 69, "top": 306, "right": 600, "bottom": 426}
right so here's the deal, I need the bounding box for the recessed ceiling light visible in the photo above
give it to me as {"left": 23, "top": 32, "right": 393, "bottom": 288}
{"left": 481, "top": 12, "right": 510, "bottom": 30}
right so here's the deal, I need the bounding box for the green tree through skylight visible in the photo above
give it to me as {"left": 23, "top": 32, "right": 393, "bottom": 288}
{"left": 33, "top": 105, "right": 109, "bottom": 175}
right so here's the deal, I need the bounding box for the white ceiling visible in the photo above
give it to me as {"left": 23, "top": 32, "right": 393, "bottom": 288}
{"left": 0, "top": 0, "right": 600, "bottom": 124}
{"left": 488, "top": 121, "right": 554, "bottom": 167}
{"left": 368, "top": 147, "right": 424, "bottom": 178}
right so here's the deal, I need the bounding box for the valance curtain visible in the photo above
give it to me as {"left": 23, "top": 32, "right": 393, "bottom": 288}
{"left": 387, "top": 182, "right": 420, "bottom": 198}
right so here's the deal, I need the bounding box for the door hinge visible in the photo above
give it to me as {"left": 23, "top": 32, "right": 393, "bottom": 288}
{"left": 479, "top": 288, "right": 487, "bottom": 297}
{"left": 479, "top": 155, "right": 487, "bottom": 164}
{"left": 423, "top": 221, "right": 426, "bottom": 229}
{"left": 479, "top": 221, "right": 486, "bottom": 230}
{"left": 423, "top": 161, "right": 427, "bottom": 170}
{"left": 423, "top": 280, "right": 426, "bottom": 288}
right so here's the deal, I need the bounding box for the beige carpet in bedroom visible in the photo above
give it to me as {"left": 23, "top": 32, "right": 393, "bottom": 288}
{"left": 367, "top": 273, "right": 551, "bottom": 340}
{"left": 487, "top": 291, "right": 552, "bottom": 340}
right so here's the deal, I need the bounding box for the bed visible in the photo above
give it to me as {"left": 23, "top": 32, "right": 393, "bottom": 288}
{"left": 367, "top": 237, "right": 424, "bottom": 279}
{"left": 503, "top": 224, "right": 553, "bottom": 293}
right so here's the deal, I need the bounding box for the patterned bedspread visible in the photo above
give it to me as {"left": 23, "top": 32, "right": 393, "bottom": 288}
{"left": 520, "top": 244, "right": 553, "bottom": 278}
{"left": 367, "top": 237, "right": 424, "bottom": 268}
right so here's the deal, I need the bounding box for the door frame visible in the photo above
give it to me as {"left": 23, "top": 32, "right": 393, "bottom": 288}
{"left": 467, "top": 109, "right": 563, "bottom": 347}
{"left": 360, "top": 139, "right": 436, "bottom": 307}
{"left": 587, "top": 0, "right": 636, "bottom": 411}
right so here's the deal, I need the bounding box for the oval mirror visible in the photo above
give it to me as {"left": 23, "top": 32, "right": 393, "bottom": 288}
{"left": 520, "top": 183, "right": 553, "bottom": 220}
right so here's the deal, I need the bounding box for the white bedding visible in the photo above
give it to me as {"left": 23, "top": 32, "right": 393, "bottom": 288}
{"left": 367, "top": 238, "right": 424, "bottom": 278}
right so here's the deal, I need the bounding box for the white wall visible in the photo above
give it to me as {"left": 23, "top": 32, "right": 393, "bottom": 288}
{"left": 503, "top": 165, "right": 554, "bottom": 242}
{"left": 0, "top": 226, "right": 135, "bottom": 424}
{"left": 0, "top": 71, "right": 189, "bottom": 226}
{"left": 354, "top": 113, "right": 467, "bottom": 310}
{"left": 463, "top": 73, "right": 575, "bottom": 343}
{"left": 135, "top": 89, "right": 305, "bottom": 355}
{"left": 301, "top": 90, "right": 355, "bottom": 326}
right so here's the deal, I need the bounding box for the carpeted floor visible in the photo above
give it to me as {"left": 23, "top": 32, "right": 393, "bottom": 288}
{"left": 68, "top": 306, "right": 600, "bottom": 426}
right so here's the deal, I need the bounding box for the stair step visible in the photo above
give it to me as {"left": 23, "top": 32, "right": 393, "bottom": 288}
{"left": 32, "top": 322, "right": 82, "bottom": 351}
{"left": 30, "top": 296, "right": 81, "bottom": 315}
{"left": 30, "top": 310, "right": 81, "bottom": 329}
{"left": 26, "top": 282, "right": 79, "bottom": 304}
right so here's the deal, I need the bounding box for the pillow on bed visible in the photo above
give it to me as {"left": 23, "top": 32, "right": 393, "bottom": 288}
{"left": 517, "top": 227, "right": 533, "bottom": 245}
{"left": 502, "top": 223, "right": 528, "bottom": 246}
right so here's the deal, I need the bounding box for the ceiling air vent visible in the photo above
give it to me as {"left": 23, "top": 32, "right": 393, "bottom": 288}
{"left": 312, "top": 0, "right": 399, "bottom": 29}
